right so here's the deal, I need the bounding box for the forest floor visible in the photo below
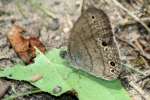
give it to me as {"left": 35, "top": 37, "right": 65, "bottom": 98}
{"left": 0, "top": 0, "right": 150, "bottom": 100}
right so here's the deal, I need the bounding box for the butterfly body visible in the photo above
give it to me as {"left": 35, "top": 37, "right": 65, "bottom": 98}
{"left": 66, "top": 7, "right": 121, "bottom": 80}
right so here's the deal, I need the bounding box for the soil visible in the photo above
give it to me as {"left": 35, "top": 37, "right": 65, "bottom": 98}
{"left": 0, "top": 0, "right": 150, "bottom": 100}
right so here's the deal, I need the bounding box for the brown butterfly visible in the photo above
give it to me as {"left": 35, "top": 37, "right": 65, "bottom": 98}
{"left": 61, "top": 7, "right": 122, "bottom": 80}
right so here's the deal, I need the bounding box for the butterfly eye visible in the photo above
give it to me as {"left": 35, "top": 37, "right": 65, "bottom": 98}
{"left": 110, "top": 69, "right": 115, "bottom": 73}
{"left": 102, "top": 41, "right": 107, "bottom": 46}
{"left": 109, "top": 61, "right": 115, "bottom": 66}
{"left": 92, "top": 15, "right": 95, "bottom": 19}
{"left": 104, "top": 47, "right": 108, "bottom": 51}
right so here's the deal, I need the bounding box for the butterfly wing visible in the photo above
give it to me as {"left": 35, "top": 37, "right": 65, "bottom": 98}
{"left": 68, "top": 7, "right": 121, "bottom": 80}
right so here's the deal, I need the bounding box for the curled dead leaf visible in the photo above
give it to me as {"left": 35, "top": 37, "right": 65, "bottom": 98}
{"left": 7, "top": 25, "right": 46, "bottom": 64}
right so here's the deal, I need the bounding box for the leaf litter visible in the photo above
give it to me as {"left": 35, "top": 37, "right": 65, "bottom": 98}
{"left": 0, "top": 0, "right": 150, "bottom": 100}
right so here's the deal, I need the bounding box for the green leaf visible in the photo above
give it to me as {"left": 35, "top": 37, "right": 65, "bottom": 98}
{"left": 0, "top": 49, "right": 130, "bottom": 100}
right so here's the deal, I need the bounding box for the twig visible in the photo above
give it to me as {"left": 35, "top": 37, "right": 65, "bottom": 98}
{"left": 133, "top": 40, "right": 145, "bottom": 56}
{"left": 116, "top": 36, "right": 150, "bottom": 59}
{"left": 111, "top": 0, "right": 150, "bottom": 34}
{"left": 136, "top": 74, "right": 150, "bottom": 83}
{"left": 0, "top": 81, "right": 10, "bottom": 98}
{"left": 118, "top": 17, "right": 150, "bottom": 26}
{"left": 3, "top": 89, "right": 42, "bottom": 100}
{"left": 121, "top": 63, "right": 147, "bottom": 76}
{"left": 129, "top": 81, "right": 150, "bottom": 100}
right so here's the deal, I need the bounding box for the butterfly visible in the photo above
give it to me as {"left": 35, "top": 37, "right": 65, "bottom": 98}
{"left": 61, "top": 7, "right": 122, "bottom": 80}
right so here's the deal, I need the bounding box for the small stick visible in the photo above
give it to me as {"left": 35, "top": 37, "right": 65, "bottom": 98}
{"left": 4, "top": 89, "right": 42, "bottom": 100}
{"left": 118, "top": 17, "right": 150, "bottom": 26}
{"left": 121, "top": 63, "right": 147, "bottom": 76}
{"left": 0, "top": 81, "right": 10, "bottom": 98}
{"left": 129, "top": 81, "right": 150, "bottom": 100}
{"left": 136, "top": 74, "right": 150, "bottom": 83}
{"left": 111, "top": 0, "right": 150, "bottom": 34}
{"left": 133, "top": 40, "right": 145, "bottom": 55}
{"left": 116, "top": 36, "right": 150, "bottom": 59}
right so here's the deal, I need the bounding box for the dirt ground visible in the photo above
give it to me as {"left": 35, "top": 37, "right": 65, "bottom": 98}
{"left": 0, "top": 0, "right": 150, "bottom": 100}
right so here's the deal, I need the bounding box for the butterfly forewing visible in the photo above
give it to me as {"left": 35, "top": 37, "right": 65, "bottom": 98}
{"left": 67, "top": 7, "right": 121, "bottom": 80}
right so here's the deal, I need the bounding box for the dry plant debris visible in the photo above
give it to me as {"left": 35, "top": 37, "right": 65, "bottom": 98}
{"left": 7, "top": 25, "right": 46, "bottom": 64}
{"left": 0, "top": 0, "right": 150, "bottom": 99}
{"left": 0, "top": 80, "right": 10, "bottom": 99}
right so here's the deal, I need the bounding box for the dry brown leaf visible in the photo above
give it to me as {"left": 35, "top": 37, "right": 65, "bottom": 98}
{"left": 28, "top": 37, "right": 46, "bottom": 58}
{"left": 7, "top": 25, "right": 46, "bottom": 64}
